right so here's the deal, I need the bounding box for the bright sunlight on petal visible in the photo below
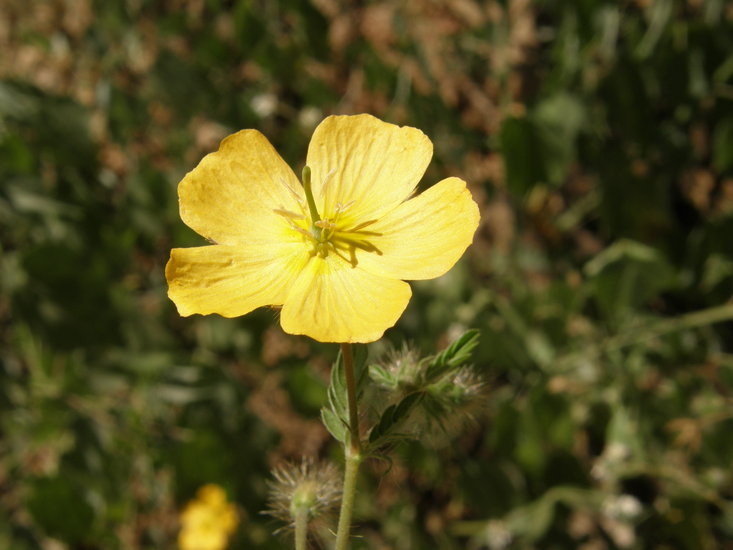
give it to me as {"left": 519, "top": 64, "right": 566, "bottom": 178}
{"left": 280, "top": 255, "right": 412, "bottom": 343}
{"left": 355, "top": 177, "right": 480, "bottom": 280}
{"left": 178, "top": 130, "right": 304, "bottom": 245}
{"left": 167, "top": 244, "right": 310, "bottom": 317}
{"left": 306, "top": 114, "right": 433, "bottom": 224}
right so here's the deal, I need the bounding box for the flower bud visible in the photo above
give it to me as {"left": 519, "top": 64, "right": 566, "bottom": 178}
{"left": 265, "top": 459, "right": 340, "bottom": 536}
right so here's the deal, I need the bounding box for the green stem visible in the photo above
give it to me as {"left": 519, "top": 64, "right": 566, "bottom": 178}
{"left": 334, "top": 343, "right": 362, "bottom": 550}
{"left": 334, "top": 446, "right": 362, "bottom": 550}
{"left": 294, "top": 507, "right": 308, "bottom": 550}
{"left": 341, "top": 343, "right": 360, "bottom": 454}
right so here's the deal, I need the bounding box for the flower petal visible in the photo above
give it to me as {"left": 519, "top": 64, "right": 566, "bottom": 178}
{"left": 280, "top": 256, "right": 412, "bottom": 343}
{"left": 356, "top": 177, "right": 480, "bottom": 280}
{"left": 178, "top": 130, "right": 304, "bottom": 245}
{"left": 166, "top": 244, "right": 310, "bottom": 317}
{"left": 306, "top": 114, "right": 432, "bottom": 224}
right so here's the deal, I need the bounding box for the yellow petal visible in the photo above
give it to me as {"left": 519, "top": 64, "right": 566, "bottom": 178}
{"left": 178, "top": 130, "right": 304, "bottom": 245}
{"left": 306, "top": 114, "right": 432, "bottom": 224}
{"left": 166, "top": 244, "right": 310, "bottom": 317}
{"left": 280, "top": 256, "right": 412, "bottom": 343}
{"left": 356, "top": 177, "right": 480, "bottom": 280}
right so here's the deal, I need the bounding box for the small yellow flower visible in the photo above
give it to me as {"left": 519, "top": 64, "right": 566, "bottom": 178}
{"left": 178, "top": 484, "right": 238, "bottom": 550}
{"left": 166, "top": 114, "right": 479, "bottom": 343}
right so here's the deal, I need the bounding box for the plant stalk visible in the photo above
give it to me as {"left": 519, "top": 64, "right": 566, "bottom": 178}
{"left": 341, "top": 343, "right": 360, "bottom": 455}
{"left": 334, "top": 343, "right": 362, "bottom": 550}
{"left": 294, "top": 507, "right": 308, "bottom": 550}
{"left": 334, "top": 446, "right": 362, "bottom": 550}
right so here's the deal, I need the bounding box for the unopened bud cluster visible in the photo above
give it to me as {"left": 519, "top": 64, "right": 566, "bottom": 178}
{"left": 371, "top": 340, "right": 486, "bottom": 443}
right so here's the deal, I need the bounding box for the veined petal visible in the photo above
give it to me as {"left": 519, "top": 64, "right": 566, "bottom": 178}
{"left": 166, "top": 243, "right": 310, "bottom": 317}
{"left": 306, "top": 114, "right": 432, "bottom": 224}
{"left": 280, "top": 256, "right": 412, "bottom": 343}
{"left": 178, "top": 130, "right": 304, "bottom": 245}
{"left": 356, "top": 177, "right": 480, "bottom": 280}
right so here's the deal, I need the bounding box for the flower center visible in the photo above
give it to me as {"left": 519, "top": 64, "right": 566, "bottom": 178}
{"left": 274, "top": 166, "right": 383, "bottom": 267}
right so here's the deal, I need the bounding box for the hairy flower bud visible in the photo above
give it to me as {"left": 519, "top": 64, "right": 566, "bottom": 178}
{"left": 264, "top": 459, "right": 341, "bottom": 537}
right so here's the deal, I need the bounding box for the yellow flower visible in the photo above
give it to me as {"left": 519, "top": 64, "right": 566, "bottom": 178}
{"left": 166, "top": 114, "right": 479, "bottom": 343}
{"left": 178, "top": 484, "right": 238, "bottom": 550}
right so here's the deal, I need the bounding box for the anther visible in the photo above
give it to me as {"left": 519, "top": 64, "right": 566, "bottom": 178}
{"left": 314, "top": 219, "right": 335, "bottom": 230}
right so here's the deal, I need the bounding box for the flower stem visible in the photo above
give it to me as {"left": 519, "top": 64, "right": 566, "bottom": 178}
{"left": 341, "top": 343, "right": 360, "bottom": 455}
{"left": 294, "top": 507, "right": 308, "bottom": 550}
{"left": 335, "top": 445, "right": 362, "bottom": 550}
{"left": 334, "top": 343, "right": 362, "bottom": 550}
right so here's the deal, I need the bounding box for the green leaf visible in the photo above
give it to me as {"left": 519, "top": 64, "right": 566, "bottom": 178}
{"left": 368, "top": 392, "right": 424, "bottom": 447}
{"left": 369, "top": 404, "right": 396, "bottom": 445}
{"left": 393, "top": 391, "right": 423, "bottom": 420}
{"left": 320, "top": 408, "right": 348, "bottom": 443}
{"left": 327, "top": 352, "right": 348, "bottom": 420}
{"left": 533, "top": 93, "right": 585, "bottom": 186}
{"left": 504, "top": 487, "right": 600, "bottom": 543}
{"left": 322, "top": 345, "right": 368, "bottom": 443}
{"left": 700, "top": 254, "right": 733, "bottom": 292}
{"left": 368, "top": 364, "right": 396, "bottom": 388}
{"left": 424, "top": 329, "right": 480, "bottom": 380}
{"left": 584, "top": 239, "right": 676, "bottom": 321}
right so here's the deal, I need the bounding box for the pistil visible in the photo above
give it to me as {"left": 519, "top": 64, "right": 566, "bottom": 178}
{"left": 302, "top": 166, "right": 321, "bottom": 224}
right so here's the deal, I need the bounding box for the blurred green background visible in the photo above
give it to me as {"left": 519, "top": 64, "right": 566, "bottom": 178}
{"left": 2, "top": 0, "right": 733, "bottom": 548}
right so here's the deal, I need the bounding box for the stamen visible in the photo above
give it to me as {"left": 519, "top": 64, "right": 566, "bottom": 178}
{"left": 288, "top": 223, "right": 315, "bottom": 240}
{"left": 314, "top": 219, "right": 336, "bottom": 230}
{"left": 273, "top": 208, "right": 305, "bottom": 220}
{"left": 334, "top": 200, "right": 356, "bottom": 214}
{"left": 278, "top": 177, "right": 306, "bottom": 209}
{"left": 340, "top": 229, "right": 382, "bottom": 237}
{"left": 347, "top": 219, "right": 378, "bottom": 231}
{"left": 319, "top": 167, "right": 337, "bottom": 198}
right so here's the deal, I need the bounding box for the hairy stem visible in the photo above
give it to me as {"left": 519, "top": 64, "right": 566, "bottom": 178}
{"left": 294, "top": 507, "right": 308, "bottom": 550}
{"left": 334, "top": 343, "right": 362, "bottom": 550}
{"left": 334, "top": 446, "right": 362, "bottom": 550}
{"left": 341, "top": 343, "right": 360, "bottom": 454}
